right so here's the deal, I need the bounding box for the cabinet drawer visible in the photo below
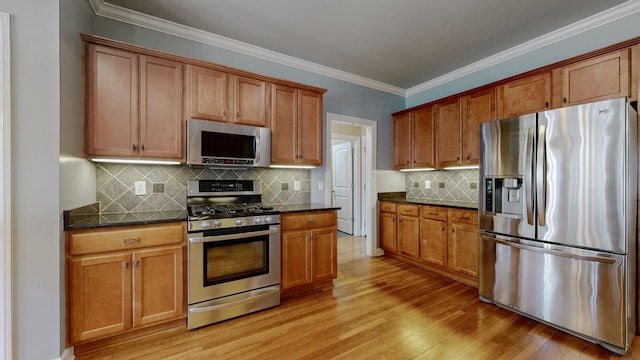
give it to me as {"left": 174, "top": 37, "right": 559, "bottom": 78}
{"left": 397, "top": 204, "right": 419, "bottom": 216}
{"left": 379, "top": 201, "right": 397, "bottom": 213}
{"left": 68, "top": 223, "right": 184, "bottom": 255}
{"left": 282, "top": 211, "right": 337, "bottom": 230}
{"left": 420, "top": 205, "right": 447, "bottom": 221}
{"left": 450, "top": 209, "right": 478, "bottom": 225}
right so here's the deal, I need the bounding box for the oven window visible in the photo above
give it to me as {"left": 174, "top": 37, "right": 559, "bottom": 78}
{"left": 203, "top": 235, "right": 268, "bottom": 286}
{"left": 201, "top": 131, "right": 255, "bottom": 158}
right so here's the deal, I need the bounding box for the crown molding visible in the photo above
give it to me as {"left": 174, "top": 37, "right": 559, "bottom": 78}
{"left": 90, "top": 0, "right": 406, "bottom": 96}
{"left": 405, "top": 1, "right": 640, "bottom": 97}
{"left": 91, "top": 0, "right": 639, "bottom": 98}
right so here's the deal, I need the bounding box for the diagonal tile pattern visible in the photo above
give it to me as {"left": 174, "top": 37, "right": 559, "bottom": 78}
{"left": 96, "top": 164, "right": 312, "bottom": 214}
{"left": 405, "top": 169, "right": 479, "bottom": 202}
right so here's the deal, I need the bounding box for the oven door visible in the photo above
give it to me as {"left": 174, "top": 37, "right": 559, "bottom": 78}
{"left": 188, "top": 224, "right": 281, "bottom": 305}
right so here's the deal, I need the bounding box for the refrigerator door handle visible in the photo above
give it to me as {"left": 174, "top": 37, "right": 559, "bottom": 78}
{"left": 484, "top": 235, "right": 617, "bottom": 264}
{"left": 536, "top": 125, "right": 547, "bottom": 226}
{"left": 525, "top": 127, "right": 535, "bottom": 225}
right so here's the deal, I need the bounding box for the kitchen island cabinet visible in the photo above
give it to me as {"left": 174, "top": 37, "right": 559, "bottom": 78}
{"left": 281, "top": 210, "right": 337, "bottom": 297}
{"left": 66, "top": 222, "right": 185, "bottom": 346}
{"left": 85, "top": 44, "right": 183, "bottom": 161}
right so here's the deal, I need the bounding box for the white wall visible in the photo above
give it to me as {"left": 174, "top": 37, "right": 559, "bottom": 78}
{"left": 376, "top": 170, "right": 405, "bottom": 193}
{"left": 0, "top": 0, "right": 61, "bottom": 359}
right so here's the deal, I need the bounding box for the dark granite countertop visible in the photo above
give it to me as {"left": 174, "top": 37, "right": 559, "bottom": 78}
{"left": 378, "top": 192, "right": 477, "bottom": 210}
{"left": 64, "top": 209, "right": 188, "bottom": 231}
{"left": 64, "top": 202, "right": 339, "bottom": 231}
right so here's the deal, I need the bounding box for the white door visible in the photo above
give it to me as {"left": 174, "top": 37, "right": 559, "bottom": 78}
{"left": 333, "top": 142, "right": 353, "bottom": 234}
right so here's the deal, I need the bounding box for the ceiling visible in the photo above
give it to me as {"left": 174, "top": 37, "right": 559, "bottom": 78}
{"left": 100, "top": 0, "right": 629, "bottom": 92}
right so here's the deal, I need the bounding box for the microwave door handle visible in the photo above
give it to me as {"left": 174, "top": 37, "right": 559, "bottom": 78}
{"left": 525, "top": 127, "right": 535, "bottom": 225}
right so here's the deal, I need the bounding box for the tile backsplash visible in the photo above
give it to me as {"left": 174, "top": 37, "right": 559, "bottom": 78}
{"left": 405, "top": 169, "right": 479, "bottom": 203}
{"left": 96, "top": 164, "right": 311, "bottom": 213}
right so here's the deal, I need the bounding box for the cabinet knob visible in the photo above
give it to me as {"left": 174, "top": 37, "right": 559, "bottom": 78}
{"left": 563, "top": 97, "right": 567, "bottom": 104}
{"left": 236, "top": 112, "right": 240, "bottom": 117}
{"left": 223, "top": 110, "right": 227, "bottom": 116}
{"left": 132, "top": 144, "right": 137, "bottom": 151}
{"left": 545, "top": 101, "right": 549, "bottom": 108}
{"left": 140, "top": 144, "right": 145, "bottom": 151}
{"left": 124, "top": 261, "right": 129, "bottom": 269}
{"left": 456, "top": 156, "right": 460, "bottom": 160}
{"left": 467, "top": 155, "right": 470, "bottom": 160}
{"left": 134, "top": 259, "right": 140, "bottom": 267}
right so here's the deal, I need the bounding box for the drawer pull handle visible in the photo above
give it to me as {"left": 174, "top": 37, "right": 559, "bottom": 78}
{"left": 429, "top": 212, "right": 438, "bottom": 215}
{"left": 459, "top": 216, "right": 472, "bottom": 220}
{"left": 306, "top": 220, "right": 317, "bottom": 225}
{"left": 122, "top": 237, "right": 140, "bottom": 244}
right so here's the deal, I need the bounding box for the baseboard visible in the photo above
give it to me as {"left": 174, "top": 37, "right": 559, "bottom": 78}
{"left": 58, "top": 347, "right": 75, "bottom": 360}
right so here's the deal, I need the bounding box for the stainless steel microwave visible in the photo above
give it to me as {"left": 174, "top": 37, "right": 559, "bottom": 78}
{"left": 187, "top": 119, "right": 271, "bottom": 167}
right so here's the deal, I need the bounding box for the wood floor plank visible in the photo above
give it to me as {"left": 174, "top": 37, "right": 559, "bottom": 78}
{"left": 75, "top": 236, "right": 640, "bottom": 359}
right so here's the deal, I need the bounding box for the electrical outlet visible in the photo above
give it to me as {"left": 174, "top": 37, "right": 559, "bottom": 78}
{"left": 134, "top": 181, "right": 146, "bottom": 196}
{"left": 425, "top": 180, "right": 431, "bottom": 189}
{"left": 281, "top": 182, "right": 289, "bottom": 191}
{"left": 318, "top": 181, "right": 324, "bottom": 191}
{"left": 469, "top": 181, "right": 478, "bottom": 190}
{"left": 438, "top": 182, "right": 445, "bottom": 189}
{"left": 293, "top": 180, "right": 300, "bottom": 191}
{"left": 413, "top": 182, "right": 419, "bottom": 188}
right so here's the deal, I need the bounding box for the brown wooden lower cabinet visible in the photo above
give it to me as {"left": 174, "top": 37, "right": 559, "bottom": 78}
{"left": 379, "top": 202, "right": 479, "bottom": 287}
{"left": 281, "top": 210, "right": 338, "bottom": 296}
{"left": 66, "top": 222, "right": 185, "bottom": 346}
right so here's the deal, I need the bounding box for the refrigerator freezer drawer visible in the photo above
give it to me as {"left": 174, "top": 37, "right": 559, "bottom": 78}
{"left": 479, "top": 233, "right": 633, "bottom": 353}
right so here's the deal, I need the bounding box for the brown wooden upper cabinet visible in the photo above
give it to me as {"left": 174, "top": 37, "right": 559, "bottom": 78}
{"left": 435, "top": 98, "right": 462, "bottom": 167}
{"left": 186, "top": 64, "right": 267, "bottom": 126}
{"left": 461, "top": 88, "right": 496, "bottom": 164}
{"left": 85, "top": 44, "right": 184, "bottom": 161}
{"left": 552, "top": 49, "right": 630, "bottom": 108}
{"left": 497, "top": 72, "right": 551, "bottom": 118}
{"left": 271, "top": 84, "right": 323, "bottom": 166}
{"left": 393, "top": 106, "right": 434, "bottom": 169}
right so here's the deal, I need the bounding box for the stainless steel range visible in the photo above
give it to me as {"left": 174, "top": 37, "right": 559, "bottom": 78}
{"left": 186, "top": 179, "right": 281, "bottom": 330}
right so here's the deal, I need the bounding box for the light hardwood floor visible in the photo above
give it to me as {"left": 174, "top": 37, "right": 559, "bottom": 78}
{"left": 76, "top": 236, "right": 640, "bottom": 359}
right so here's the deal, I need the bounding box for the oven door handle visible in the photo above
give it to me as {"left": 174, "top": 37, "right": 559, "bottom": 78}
{"left": 188, "top": 228, "right": 278, "bottom": 243}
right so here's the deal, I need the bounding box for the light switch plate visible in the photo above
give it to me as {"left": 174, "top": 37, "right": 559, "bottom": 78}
{"left": 318, "top": 181, "right": 324, "bottom": 191}
{"left": 134, "top": 181, "right": 146, "bottom": 196}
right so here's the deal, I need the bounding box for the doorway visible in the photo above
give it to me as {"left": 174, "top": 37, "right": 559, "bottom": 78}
{"left": 326, "top": 113, "right": 381, "bottom": 257}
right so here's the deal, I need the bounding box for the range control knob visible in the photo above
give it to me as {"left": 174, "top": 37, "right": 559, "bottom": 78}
{"left": 235, "top": 218, "right": 244, "bottom": 226}
{"left": 200, "top": 221, "right": 211, "bottom": 229}
{"left": 254, "top": 217, "right": 263, "bottom": 224}
{"left": 213, "top": 220, "right": 222, "bottom": 228}
{"left": 265, "top": 216, "right": 273, "bottom": 223}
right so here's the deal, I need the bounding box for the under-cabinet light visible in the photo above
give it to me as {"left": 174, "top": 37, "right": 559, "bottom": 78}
{"left": 269, "top": 164, "right": 317, "bottom": 169}
{"left": 444, "top": 165, "right": 479, "bottom": 170}
{"left": 91, "top": 158, "right": 182, "bottom": 165}
{"left": 399, "top": 168, "right": 436, "bottom": 172}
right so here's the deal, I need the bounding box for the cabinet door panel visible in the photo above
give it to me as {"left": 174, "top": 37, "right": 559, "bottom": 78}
{"left": 138, "top": 55, "right": 183, "bottom": 160}
{"left": 186, "top": 65, "right": 229, "bottom": 122}
{"left": 498, "top": 73, "right": 551, "bottom": 118}
{"left": 398, "top": 215, "right": 419, "bottom": 259}
{"left": 435, "top": 98, "right": 462, "bottom": 167}
{"left": 271, "top": 84, "right": 297, "bottom": 164}
{"left": 559, "top": 49, "right": 630, "bottom": 106}
{"left": 420, "top": 218, "right": 447, "bottom": 267}
{"left": 380, "top": 212, "right": 397, "bottom": 252}
{"left": 282, "top": 230, "right": 311, "bottom": 289}
{"left": 70, "top": 253, "right": 132, "bottom": 343}
{"left": 133, "top": 246, "right": 183, "bottom": 327}
{"left": 463, "top": 88, "right": 495, "bottom": 164}
{"left": 311, "top": 227, "right": 337, "bottom": 282}
{"left": 412, "top": 106, "right": 435, "bottom": 168}
{"left": 234, "top": 76, "right": 267, "bottom": 126}
{"left": 85, "top": 44, "right": 138, "bottom": 157}
{"left": 393, "top": 113, "right": 412, "bottom": 169}
{"left": 298, "top": 90, "right": 323, "bottom": 165}
{"left": 449, "top": 223, "right": 479, "bottom": 278}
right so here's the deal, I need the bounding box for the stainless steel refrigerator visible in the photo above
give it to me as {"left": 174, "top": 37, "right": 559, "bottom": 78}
{"left": 478, "top": 97, "right": 638, "bottom": 354}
